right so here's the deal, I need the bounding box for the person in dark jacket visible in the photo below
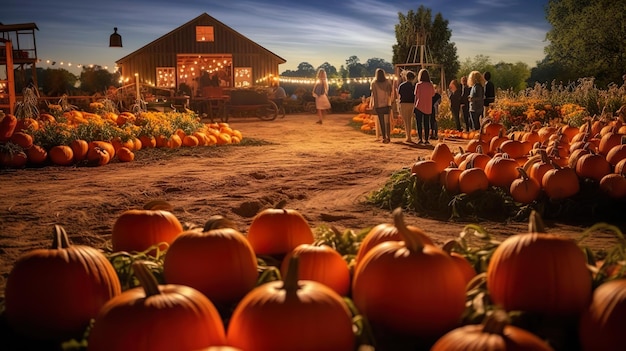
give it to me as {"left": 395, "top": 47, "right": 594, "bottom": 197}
{"left": 484, "top": 71, "right": 495, "bottom": 115}
{"left": 448, "top": 79, "right": 462, "bottom": 131}
{"left": 460, "top": 76, "right": 471, "bottom": 132}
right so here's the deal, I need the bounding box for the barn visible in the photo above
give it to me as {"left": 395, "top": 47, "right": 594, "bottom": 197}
{"left": 115, "top": 12, "right": 286, "bottom": 98}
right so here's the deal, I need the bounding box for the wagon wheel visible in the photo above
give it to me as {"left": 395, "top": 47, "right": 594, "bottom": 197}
{"left": 306, "top": 102, "right": 317, "bottom": 114}
{"left": 258, "top": 100, "right": 278, "bottom": 121}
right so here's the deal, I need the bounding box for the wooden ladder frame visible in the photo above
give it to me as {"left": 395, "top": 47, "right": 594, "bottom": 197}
{"left": 0, "top": 39, "right": 16, "bottom": 115}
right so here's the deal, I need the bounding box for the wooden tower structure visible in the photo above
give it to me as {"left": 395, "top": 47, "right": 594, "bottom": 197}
{"left": 0, "top": 22, "right": 39, "bottom": 114}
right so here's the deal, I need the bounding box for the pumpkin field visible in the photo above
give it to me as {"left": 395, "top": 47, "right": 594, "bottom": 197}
{"left": 1, "top": 96, "right": 626, "bottom": 350}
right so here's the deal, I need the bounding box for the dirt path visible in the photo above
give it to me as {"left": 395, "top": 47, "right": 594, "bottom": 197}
{"left": 0, "top": 112, "right": 618, "bottom": 298}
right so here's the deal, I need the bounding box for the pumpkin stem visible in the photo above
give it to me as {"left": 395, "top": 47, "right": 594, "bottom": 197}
{"left": 203, "top": 215, "right": 236, "bottom": 231}
{"left": 528, "top": 210, "right": 547, "bottom": 233}
{"left": 51, "top": 224, "right": 72, "bottom": 249}
{"left": 132, "top": 261, "right": 161, "bottom": 297}
{"left": 392, "top": 207, "right": 425, "bottom": 252}
{"left": 482, "top": 310, "right": 510, "bottom": 335}
{"left": 281, "top": 255, "right": 301, "bottom": 295}
{"left": 442, "top": 239, "right": 462, "bottom": 255}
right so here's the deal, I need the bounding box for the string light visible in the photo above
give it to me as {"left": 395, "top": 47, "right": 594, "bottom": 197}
{"left": 38, "top": 58, "right": 119, "bottom": 73}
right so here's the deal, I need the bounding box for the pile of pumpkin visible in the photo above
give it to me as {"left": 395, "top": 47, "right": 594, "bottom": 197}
{"left": 412, "top": 116, "right": 626, "bottom": 205}
{"left": 1, "top": 201, "right": 625, "bottom": 351}
{"left": 0, "top": 110, "right": 243, "bottom": 169}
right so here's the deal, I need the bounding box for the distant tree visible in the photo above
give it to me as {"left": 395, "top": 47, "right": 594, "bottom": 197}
{"left": 458, "top": 55, "right": 530, "bottom": 92}
{"left": 37, "top": 68, "right": 78, "bottom": 96}
{"left": 345, "top": 55, "right": 367, "bottom": 78}
{"left": 297, "top": 62, "right": 317, "bottom": 77}
{"left": 364, "top": 58, "right": 394, "bottom": 76}
{"left": 528, "top": 56, "right": 575, "bottom": 86}
{"left": 392, "top": 6, "right": 459, "bottom": 85}
{"left": 79, "top": 65, "right": 119, "bottom": 95}
{"left": 317, "top": 62, "right": 338, "bottom": 77}
{"left": 545, "top": 0, "right": 626, "bottom": 87}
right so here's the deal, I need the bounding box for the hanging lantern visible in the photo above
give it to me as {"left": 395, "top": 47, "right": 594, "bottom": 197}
{"left": 109, "top": 27, "right": 122, "bottom": 48}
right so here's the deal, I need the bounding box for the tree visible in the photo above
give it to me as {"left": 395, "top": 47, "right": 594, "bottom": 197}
{"left": 545, "top": 0, "right": 626, "bottom": 87}
{"left": 37, "top": 68, "right": 78, "bottom": 96}
{"left": 459, "top": 55, "right": 531, "bottom": 92}
{"left": 344, "top": 56, "right": 367, "bottom": 78}
{"left": 392, "top": 6, "right": 459, "bottom": 85}
{"left": 79, "top": 66, "right": 119, "bottom": 95}
{"left": 364, "top": 58, "right": 394, "bottom": 76}
{"left": 317, "top": 62, "right": 338, "bottom": 77}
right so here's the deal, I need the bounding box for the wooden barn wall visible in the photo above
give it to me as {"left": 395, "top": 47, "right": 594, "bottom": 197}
{"left": 117, "top": 16, "right": 284, "bottom": 87}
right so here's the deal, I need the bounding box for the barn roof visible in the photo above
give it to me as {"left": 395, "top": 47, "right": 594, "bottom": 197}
{"left": 115, "top": 12, "right": 286, "bottom": 64}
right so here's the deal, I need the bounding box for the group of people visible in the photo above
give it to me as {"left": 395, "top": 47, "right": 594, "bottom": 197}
{"left": 448, "top": 71, "right": 495, "bottom": 133}
{"left": 370, "top": 68, "right": 495, "bottom": 145}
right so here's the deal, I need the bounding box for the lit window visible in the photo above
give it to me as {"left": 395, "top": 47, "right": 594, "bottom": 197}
{"left": 196, "top": 26, "right": 214, "bottom": 42}
{"left": 234, "top": 67, "right": 252, "bottom": 87}
{"left": 156, "top": 67, "right": 176, "bottom": 88}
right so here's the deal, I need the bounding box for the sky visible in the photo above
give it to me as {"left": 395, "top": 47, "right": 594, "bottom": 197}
{"left": 2, "top": 0, "right": 551, "bottom": 76}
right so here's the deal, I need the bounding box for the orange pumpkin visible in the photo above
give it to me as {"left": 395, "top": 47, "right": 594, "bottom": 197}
{"left": 26, "top": 144, "right": 48, "bottom": 164}
{"left": 163, "top": 226, "right": 258, "bottom": 305}
{"left": 458, "top": 166, "right": 489, "bottom": 195}
{"left": 578, "top": 279, "right": 626, "bottom": 351}
{"left": 88, "top": 261, "right": 226, "bottom": 351}
{"left": 9, "top": 131, "right": 33, "bottom": 149}
{"left": 49, "top": 145, "right": 74, "bottom": 166}
{"left": 139, "top": 135, "right": 156, "bottom": 148}
{"left": 111, "top": 208, "right": 183, "bottom": 254}
{"left": 430, "top": 142, "right": 454, "bottom": 172}
{"left": 575, "top": 152, "right": 611, "bottom": 182}
{"left": 280, "top": 243, "right": 351, "bottom": 296}
{"left": 542, "top": 162, "right": 580, "bottom": 199}
{"left": 116, "top": 147, "right": 135, "bottom": 162}
{"left": 487, "top": 211, "right": 592, "bottom": 316}
{"left": 227, "top": 256, "right": 355, "bottom": 351}
{"left": 4, "top": 225, "right": 121, "bottom": 341}
{"left": 484, "top": 153, "right": 520, "bottom": 188}
{"left": 431, "top": 310, "right": 554, "bottom": 351}
{"left": 440, "top": 162, "right": 462, "bottom": 194}
{"left": 411, "top": 158, "right": 440, "bottom": 183}
{"left": 599, "top": 173, "right": 626, "bottom": 199}
{"left": 70, "top": 139, "right": 89, "bottom": 162}
{"left": 510, "top": 167, "right": 541, "bottom": 204}
{"left": 354, "top": 222, "right": 433, "bottom": 268}
{"left": 0, "top": 113, "right": 17, "bottom": 141}
{"left": 246, "top": 207, "right": 314, "bottom": 257}
{"left": 351, "top": 208, "right": 466, "bottom": 338}
{"left": 87, "top": 146, "right": 111, "bottom": 166}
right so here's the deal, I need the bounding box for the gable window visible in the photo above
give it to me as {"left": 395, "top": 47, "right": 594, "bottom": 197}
{"left": 196, "top": 26, "right": 214, "bottom": 42}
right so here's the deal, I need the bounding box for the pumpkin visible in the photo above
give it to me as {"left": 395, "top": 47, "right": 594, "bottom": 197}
{"left": 458, "top": 145, "right": 490, "bottom": 170}
{"left": 441, "top": 240, "right": 477, "bottom": 286}
{"left": 486, "top": 211, "right": 592, "bottom": 316}
{"left": 88, "top": 261, "right": 227, "bottom": 351}
{"left": 70, "top": 139, "right": 89, "bottom": 162}
{"left": 499, "top": 139, "right": 526, "bottom": 159}
{"left": 355, "top": 222, "right": 433, "bottom": 268}
{"left": 246, "top": 206, "right": 314, "bottom": 257}
{"left": 227, "top": 256, "right": 355, "bottom": 351}
{"left": 484, "top": 153, "right": 520, "bottom": 188}
{"left": 4, "top": 225, "right": 121, "bottom": 341}
{"left": 411, "top": 158, "right": 440, "bottom": 183}
{"left": 163, "top": 226, "right": 258, "bottom": 305}
{"left": 541, "top": 162, "right": 580, "bottom": 199}
{"left": 598, "top": 129, "right": 622, "bottom": 156}
{"left": 578, "top": 279, "right": 626, "bottom": 351}
{"left": 440, "top": 162, "right": 463, "bottom": 194}
{"left": 599, "top": 173, "right": 626, "bottom": 199}
{"left": 0, "top": 112, "right": 17, "bottom": 141}
{"left": 139, "top": 135, "right": 156, "bottom": 148}
{"left": 351, "top": 208, "right": 466, "bottom": 339}
{"left": 605, "top": 135, "right": 626, "bottom": 167}
{"left": 89, "top": 140, "right": 115, "bottom": 158}
{"left": 430, "top": 142, "right": 454, "bottom": 172}
{"left": 9, "top": 131, "right": 33, "bottom": 149}
{"left": 116, "top": 146, "right": 135, "bottom": 162}
{"left": 26, "top": 144, "right": 47, "bottom": 164}
{"left": 509, "top": 167, "right": 541, "bottom": 204}
{"left": 111, "top": 206, "right": 183, "bottom": 253}
{"left": 431, "top": 310, "right": 554, "bottom": 351}
{"left": 458, "top": 165, "right": 489, "bottom": 195}
{"left": 87, "top": 146, "right": 111, "bottom": 166}
{"left": 280, "top": 243, "right": 351, "bottom": 296}
{"left": 575, "top": 152, "right": 611, "bottom": 182}
{"left": 182, "top": 134, "right": 200, "bottom": 147}
{"left": 49, "top": 145, "right": 74, "bottom": 166}
{"left": 168, "top": 134, "right": 183, "bottom": 148}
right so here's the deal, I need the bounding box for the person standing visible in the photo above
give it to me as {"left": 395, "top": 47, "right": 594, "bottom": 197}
{"left": 370, "top": 68, "right": 394, "bottom": 143}
{"left": 484, "top": 71, "right": 495, "bottom": 116}
{"left": 448, "top": 79, "right": 462, "bottom": 131}
{"left": 312, "top": 68, "right": 331, "bottom": 124}
{"left": 397, "top": 70, "right": 416, "bottom": 143}
{"left": 460, "top": 76, "right": 471, "bottom": 132}
{"left": 468, "top": 70, "right": 486, "bottom": 131}
{"left": 414, "top": 68, "right": 435, "bottom": 145}
{"left": 430, "top": 84, "right": 442, "bottom": 140}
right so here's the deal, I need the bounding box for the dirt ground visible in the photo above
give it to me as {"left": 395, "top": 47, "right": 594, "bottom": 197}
{"left": 0, "top": 112, "right": 621, "bottom": 299}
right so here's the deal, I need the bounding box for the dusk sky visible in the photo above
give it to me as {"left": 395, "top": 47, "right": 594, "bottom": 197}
{"left": 2, "top": 0, "right": 550, "bottom": 76}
